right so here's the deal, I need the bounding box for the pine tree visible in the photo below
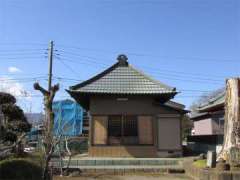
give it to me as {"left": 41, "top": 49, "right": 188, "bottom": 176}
{"left": 0, "top": 92, "right": 31, "bottom": 156}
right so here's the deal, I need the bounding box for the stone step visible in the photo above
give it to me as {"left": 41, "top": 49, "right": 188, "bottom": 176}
{"left": 51, "top": 158, "right": 182, "bottom": 167}
{"left": 61, "top": 165, "right": 185, "bottom": 175}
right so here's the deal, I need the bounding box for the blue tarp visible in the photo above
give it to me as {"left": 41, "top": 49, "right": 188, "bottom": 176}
{"left": 53, "top": 99, "right": 83, "bottom": 136}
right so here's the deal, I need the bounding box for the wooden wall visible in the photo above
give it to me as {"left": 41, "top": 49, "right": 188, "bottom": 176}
{"left": 93, "top": 116, "right": 107, "bottom": 145}
{"left": 157, "top": 116, "right": 181, "bottom": 150}
{"left": 90, "top": 115, "right": 158, "bottom": 157}
{"left": 138, "top": 116, "right": 153, "bottom": 144}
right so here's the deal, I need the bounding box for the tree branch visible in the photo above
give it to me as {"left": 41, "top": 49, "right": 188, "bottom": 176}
{"left": 49, "top": 84, "right": 59, "bottom": 102}
{"left": 33, "top": 82, "right": 49, "bottom": 96}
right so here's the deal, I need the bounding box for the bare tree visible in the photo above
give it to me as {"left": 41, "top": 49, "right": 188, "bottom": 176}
{"left": 218, "top": 78, "right": 240, "bottom": 161}
{"left": 33, "top": 82, "right": 59, "bottom": 180}
{"left": 65, "top": 136, "right": 72, "bottom": 172}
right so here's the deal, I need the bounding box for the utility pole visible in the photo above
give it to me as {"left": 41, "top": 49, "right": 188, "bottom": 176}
{"left": 33, "top": 40, "right": 59, "bottom": 180}
{"left": 48, "top": 41, "right": 54, "bottom": 91}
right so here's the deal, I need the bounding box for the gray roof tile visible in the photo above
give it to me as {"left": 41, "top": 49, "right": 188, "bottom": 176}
{"left": 68, "top": 56, "right": 177, "bottom": 95}
{"left": 198, "top": 91, "right": 225, "bottom": 112}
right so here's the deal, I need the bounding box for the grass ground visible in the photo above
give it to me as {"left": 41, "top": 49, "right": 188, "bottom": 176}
{"left": 54, "top": 174, "right": 192, "bottom": 180}
{"left": 193, "top": 159, "right": 206, "bottom": 168}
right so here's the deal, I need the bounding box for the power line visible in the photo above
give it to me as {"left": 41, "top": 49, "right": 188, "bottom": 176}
{"left": 0, "top": 44, "right": 232, "bottom": 83}
{"left": 58, "top": 44, "right": 240, "bottom": 63}
{"left": 0, "top": 54, "right": 46, "bottom": 58}
{"left": 0, "top": 42, "right": 47, "bottom": 46}
{"left": 53, "top": 76, "right": 83, "bottom": 82}
{"left": 57, "top": 52, "right": 108, "bottom": 68}
{"left": 56, "top": 48, "right": 228, "bottom": 81}
{"left": 53, "top": 75, "right": 221, "bottom": 94}
{"left": 55, "top": 57, "right": 82, "bottom": 78}
{"left": 0, "top": 76, "right": 47, "bottom": 81}
{"left": 57, "top": 49, "right": 110, "bottom": 66}
{"left": 0, "top": 49, "right": 46, "bottom": 53}
{"left": 143, "top": 70, "right": 223, "bottom": 83}
{"left": 0, "top": 56, "right": 46, "bottom": 60}
{"left": 56, "top": 56, "right": 107, "bottom": 69}
{"left": 137, "top": 65, "right": 227, "bottom": 79}
{"left": 56, "top": 55, "right": 224, "bottom": 85}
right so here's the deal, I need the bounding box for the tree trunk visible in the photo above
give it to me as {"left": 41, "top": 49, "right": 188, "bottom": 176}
{"left": 42, "top": 109, "right": 54, "bottom": 180}
{"left": 34, "top": 82, "right": 59, "bottom": 180}
{"left": 218, "top": 78, "right": 240, "bottom": 161}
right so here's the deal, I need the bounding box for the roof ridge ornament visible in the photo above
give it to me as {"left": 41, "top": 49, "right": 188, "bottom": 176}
{"left": 117, "top": 54, "right": 128, "bottom": 66}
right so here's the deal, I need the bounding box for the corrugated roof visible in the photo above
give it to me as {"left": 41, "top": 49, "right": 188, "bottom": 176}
{"left": 68, "top": 55, "right": 177, "bottom": 95}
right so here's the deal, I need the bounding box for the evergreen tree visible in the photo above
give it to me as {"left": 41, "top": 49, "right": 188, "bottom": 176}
{"left": 0, "top": 92, "right": 31, "bottom": 155}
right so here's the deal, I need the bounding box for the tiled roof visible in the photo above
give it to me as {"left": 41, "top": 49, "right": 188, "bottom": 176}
{"left": 164, "top": 101, "right": 186, "bottom": 110}
{"left": 198, "top": 91, "right": 225, "bottom": 112}
{"left": 190, "top": 91, "right": 225, "bottom": 120}
{"left": 68, "top": 55, "right": 177, "bottom": 95}
{"left": 190, "top": 112, "right": 209, "bottom": 120}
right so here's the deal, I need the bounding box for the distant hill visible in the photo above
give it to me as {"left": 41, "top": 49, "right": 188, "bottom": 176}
{"left": 25, "top": 113, "right": 44, "bottom": 126}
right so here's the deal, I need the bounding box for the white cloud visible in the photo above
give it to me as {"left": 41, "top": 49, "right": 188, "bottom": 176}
{"left": 8, "top": 66, "right": 22, "bottom": 73}
{"left": 0, "top": 77, "right": 26, "bottom": 96}
{"left": 0, "top": 77, "right": 32, "bottom": 111}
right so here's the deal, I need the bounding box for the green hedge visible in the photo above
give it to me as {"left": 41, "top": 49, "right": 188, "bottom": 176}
{"left": 0, "top": 158, "right": 42, "bottom": 180}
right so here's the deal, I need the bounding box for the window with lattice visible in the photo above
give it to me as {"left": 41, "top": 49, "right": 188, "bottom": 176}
{"left": 108, "top": 115, "right": 138, "bottom": 145}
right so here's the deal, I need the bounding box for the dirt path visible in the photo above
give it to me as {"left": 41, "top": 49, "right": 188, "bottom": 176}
{"left": 54, "top": 174, "right": 192, "bottom": 180}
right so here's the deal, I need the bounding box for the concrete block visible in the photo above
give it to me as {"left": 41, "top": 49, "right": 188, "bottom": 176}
{"left": 95, "top": 160, "right": 104, "bottom": 166}
{"left": 199, "top": 170, "right": 209, "bottom": 180}
{"left": 95, "top": 168, "right": 104, "bottom": 174}
{"left": 232, "top": 172, "right": 240, "bottom": 180}
{"left": 104, "top": 160, "right": 112, "bottom": 166}
{"left": 209, "top": 172, "right": 232, "bottom": 180}
{"left": 131, "top": 160, "right": 139, "bottom": 165}
{"left": 207, "top": 151, "right": 216, "bottom": 168}
{"left": 103, "top": 168, "right": 114, "bottom": 175}
{"left": 124, "top": 168, "right": 133, "bottom": 174}
{"left": 112, "top": 160, "right": 121, "bottom": 165}
{"left": 134, "top": 168, "right": 144, "bottom": 173}
{"left": 114, "top": 168, "right": 124, "bottom": 175}
{"left": 84, "top": 169, "right": 95, "bottom": 173}
{"left": 143, "top": 168, "right": 153, "bottom": 173}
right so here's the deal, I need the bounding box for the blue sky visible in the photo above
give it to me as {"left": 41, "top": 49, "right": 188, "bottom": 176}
{"left": 0, "top": 0, "right": 239, "bottom": 112}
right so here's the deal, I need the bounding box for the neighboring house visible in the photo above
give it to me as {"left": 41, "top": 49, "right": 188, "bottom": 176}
{"left": 190, "top": 91, "right": 225, "bottom": 136}
{"left": 67, "top": 54, "right": 187, "bottom": 158}
{"left": 25, "top": 113, "right": 44, "bottom": 147}
{"left": 25, "top": 112, "right": 44, "bottom": 126}
{"left": 189, "top": 91, "right": 225, "bottom": 153}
